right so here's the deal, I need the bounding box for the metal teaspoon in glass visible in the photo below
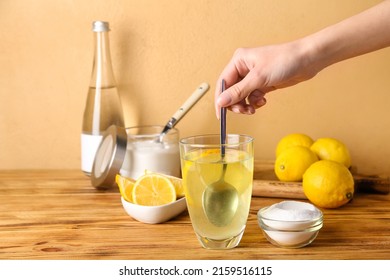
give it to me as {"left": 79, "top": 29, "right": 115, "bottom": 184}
{"left": 202, "top": 79, "right": 239, "bottom": 227}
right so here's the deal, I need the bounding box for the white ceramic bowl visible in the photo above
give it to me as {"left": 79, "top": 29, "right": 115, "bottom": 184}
{"left": 121, "top": 196, "right": 187, "bottom": 224}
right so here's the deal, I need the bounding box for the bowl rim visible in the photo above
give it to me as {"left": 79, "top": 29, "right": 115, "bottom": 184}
{"left": 121, "top": 196, "right": 186, "bottom": 209}
{"left": 257, "top": 203, "right": 323, "bottom": 224}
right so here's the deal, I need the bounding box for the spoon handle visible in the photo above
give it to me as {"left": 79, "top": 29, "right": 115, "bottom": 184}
{"left": 220, "top": 80, "right": 227, "bottom": 157}
{"left": 160, "top": 82, "right": 210, "bottom": 136}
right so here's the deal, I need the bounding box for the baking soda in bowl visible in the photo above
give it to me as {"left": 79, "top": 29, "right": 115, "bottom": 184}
{"left": 258, "top": 201, "right": 323, "bottom": 248}
{"left": 119, "top": 126, "right": 180, "bottom": 180}
{"left": 121, "top": 140, "right": 180, "bottom": 179}
{"left": 262, "top": 201, "right": 321, "bottom": 229}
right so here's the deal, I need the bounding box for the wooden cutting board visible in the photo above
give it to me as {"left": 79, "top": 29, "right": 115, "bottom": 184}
{"left": 252, "top": 161, "right": 390, "bottom": 199}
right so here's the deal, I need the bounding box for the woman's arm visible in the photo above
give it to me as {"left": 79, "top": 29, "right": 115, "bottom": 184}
{"left": 215, "top": 0, "right": 390, "bottom": 117}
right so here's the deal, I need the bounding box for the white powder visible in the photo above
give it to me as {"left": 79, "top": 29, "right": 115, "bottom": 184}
{"left": 262, "top": 201, "right": 321, "bottom": 222}
{"left": 120, "top": 140, "right": 180, "bottom": 180}
{"left": 259, "top": 201, "right": 323, "bottom": 247}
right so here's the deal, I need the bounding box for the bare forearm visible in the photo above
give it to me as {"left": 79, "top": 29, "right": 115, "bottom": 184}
{"left": 215, "top": 1, "right": 390, "bottom": 115}
{"left": 304, "top": 0, "right": 390, "bottom": 72}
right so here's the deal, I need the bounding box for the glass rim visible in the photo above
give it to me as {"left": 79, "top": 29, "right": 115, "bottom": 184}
{"left": 179, "top": 133, "right": 253, "bottom": 147}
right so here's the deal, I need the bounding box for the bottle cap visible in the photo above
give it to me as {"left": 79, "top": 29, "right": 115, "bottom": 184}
{"left": 91, "top": 125, "right": 127, "bottom": 189}
{"left": 92, "top": 21, "right": 110, "bottom": 32}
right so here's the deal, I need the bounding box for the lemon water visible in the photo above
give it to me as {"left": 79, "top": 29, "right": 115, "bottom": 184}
{"left": 181, "top": 149, "right": 253, "bottom": 241}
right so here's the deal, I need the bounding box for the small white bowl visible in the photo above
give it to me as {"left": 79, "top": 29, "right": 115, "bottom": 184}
{"left": 257, "top": 201, "right": 323, "bottom": 248}
{"left": 121, "top": 197, "right": 187, "bottom": 224}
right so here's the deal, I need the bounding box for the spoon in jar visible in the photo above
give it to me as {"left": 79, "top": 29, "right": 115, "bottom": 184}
{"left": 202, "top": 79, "right": 239, "bottom": 227}
{"left": 158, "top": 82, "right": 209, "bottom": 142}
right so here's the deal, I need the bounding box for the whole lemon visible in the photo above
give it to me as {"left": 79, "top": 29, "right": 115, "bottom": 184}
{"left": 303, "top": 160, "right": 354, "bottom": 209}
{"left": 310, "top": 137, "right": 351, "bottom": 168}
{"left": 274, "top": 146, "right": 318, "bottom": 182}
{"left": 275, "top": 133, "right": 314, "bottom": 158}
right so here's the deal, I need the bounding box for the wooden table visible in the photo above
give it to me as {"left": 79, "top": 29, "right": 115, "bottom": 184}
{"left": 0, "top": 169, "right": 389, "bottom": 260}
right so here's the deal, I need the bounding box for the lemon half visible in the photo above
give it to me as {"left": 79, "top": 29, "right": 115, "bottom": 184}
{"left": 115, "top": 174, "right": 136, "bottom": 203}
{"left": 132, "top": 174, "right": 176, "bottom": 206}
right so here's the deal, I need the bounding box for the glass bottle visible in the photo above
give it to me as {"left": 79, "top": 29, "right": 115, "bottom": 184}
{"left": 81, "top": 21, "right": 124, "bottom": 175}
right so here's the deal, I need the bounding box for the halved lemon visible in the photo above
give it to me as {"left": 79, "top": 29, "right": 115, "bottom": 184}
{"left": 132, "top": 174, "right": 176, "bottom": 206}
{"left": 144, "top": 170, "right": 184, "bottom": 198}
{"left": 166, "top": 175, "right": 185, "bottom": 198}
{"left": 115, "top": 174, "right": 136, "bottom": 203}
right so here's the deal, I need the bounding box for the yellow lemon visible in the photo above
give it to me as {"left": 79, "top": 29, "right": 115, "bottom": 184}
{"left": 115, "top": 174, "right": 136, "bottom": 203}
{"left": 144, "top": 170, "right": 185, "bottom": 198}
{"left": 303, "top": 160, "right": 354, "bottom": 209}
{"left": 276, "top": 133, "right": 314, "bottom": 158}
{"left": 310, "top": 137, "right": 351, "bottom": 168}
{"left": 163, "top": 174, "right": 185, "bottom": 198}
{"left": 132, "top": 173, "right": 176, "bottom": 206}
{"left": 274, "top": 146, "right": 318, "bottom": 182}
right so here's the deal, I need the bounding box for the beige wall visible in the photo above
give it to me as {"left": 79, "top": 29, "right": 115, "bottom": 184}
{"left": 0, "top": 0, "right": 389, "bottom": 175}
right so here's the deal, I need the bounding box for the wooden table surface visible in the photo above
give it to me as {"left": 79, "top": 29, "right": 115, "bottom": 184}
{"left": 0, "top": 169, "right": 389, "bottom": 260}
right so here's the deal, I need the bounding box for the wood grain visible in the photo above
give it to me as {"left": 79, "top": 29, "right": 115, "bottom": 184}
{"left": 0, "top": 169, "right": 389, "bottom": 260}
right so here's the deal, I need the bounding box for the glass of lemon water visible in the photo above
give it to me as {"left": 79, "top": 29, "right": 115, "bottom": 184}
{"left": 179, "top": 134, "right": 254, "bottom": 249}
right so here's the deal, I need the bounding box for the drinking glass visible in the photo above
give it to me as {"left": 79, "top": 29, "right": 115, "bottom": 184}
{"left": 180, "top": 134, "right": 254, "bottom": 249}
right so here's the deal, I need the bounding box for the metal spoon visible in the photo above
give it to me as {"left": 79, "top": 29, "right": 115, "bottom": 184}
{"left": 158, "top": 83, "right": 209, "bottom": 142}
{"left": 202, "top": 80, "right": 239, "bottom": 227}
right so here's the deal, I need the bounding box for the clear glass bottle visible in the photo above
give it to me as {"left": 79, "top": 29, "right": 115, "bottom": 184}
{"left": 81, "top": 21, "right": 124, "bottom": 175}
